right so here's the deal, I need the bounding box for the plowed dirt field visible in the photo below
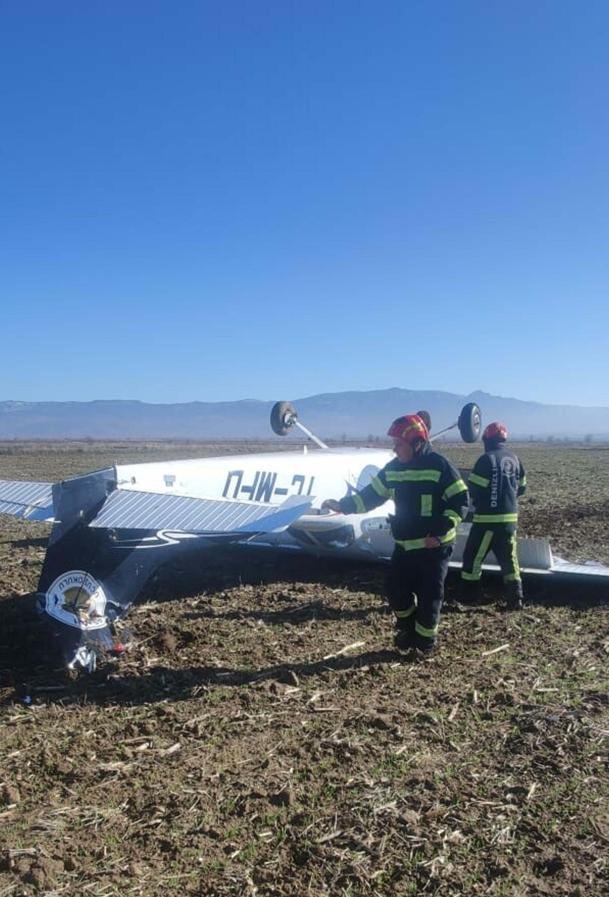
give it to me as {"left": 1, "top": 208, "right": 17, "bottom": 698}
{"left": 1, "top": 441, "right": 608, "bottom": 897}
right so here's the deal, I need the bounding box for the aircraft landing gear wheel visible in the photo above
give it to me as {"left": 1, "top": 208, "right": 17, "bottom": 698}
{"left": 270, "top": 401, "right": 297, "bottom": 436}
{"left": 458, "top": 402, "right": 481, "bottom": 442}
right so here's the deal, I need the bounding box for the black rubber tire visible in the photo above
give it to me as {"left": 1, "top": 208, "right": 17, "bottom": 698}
{"left": 270, "top": 401, "right": 297, "bottom": 436}
{"left": 416, "top": 409, "right": 432, "bottom": 431}
{"left": 458, "top": 402, "right": 481, "bottom": 443}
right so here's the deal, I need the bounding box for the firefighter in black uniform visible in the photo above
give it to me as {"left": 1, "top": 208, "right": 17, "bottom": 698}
{"left": 323, "top": 414, "right": 468, "bottom": 653}
{"left": 460, "top": 421, "right": 527, "bottom": 608}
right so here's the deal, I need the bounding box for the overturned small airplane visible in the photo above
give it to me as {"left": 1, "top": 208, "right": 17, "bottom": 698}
{"left": 1, "top": 401, "right": 607, "bottom": 671}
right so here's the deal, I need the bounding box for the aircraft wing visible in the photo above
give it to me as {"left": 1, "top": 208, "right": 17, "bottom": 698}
{"left": 0, "top": 479, "right": 55, "bottom": 521}
{"left": 88, "top": 489, "right": 312, "bottom": 535}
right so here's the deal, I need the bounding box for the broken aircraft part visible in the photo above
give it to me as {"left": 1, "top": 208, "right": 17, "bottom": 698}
{"left": 0, "top": 400, "right": 607, "bottom": 671}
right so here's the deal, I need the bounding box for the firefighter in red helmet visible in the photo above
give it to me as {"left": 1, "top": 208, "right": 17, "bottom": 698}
{"left": 460, "top": 421, "right": 527, "bottom": 608}
{"left": 323, "top": 414, "right": 468, "bottom": 654}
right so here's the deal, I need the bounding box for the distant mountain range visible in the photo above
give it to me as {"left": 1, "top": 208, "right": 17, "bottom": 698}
{"left": 0, "top": 389, "right": 608, "bottom": 440}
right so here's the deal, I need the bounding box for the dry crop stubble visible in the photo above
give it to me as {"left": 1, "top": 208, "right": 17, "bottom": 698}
{"left": 1, "top": 441, "right": 608, "bottom": 897}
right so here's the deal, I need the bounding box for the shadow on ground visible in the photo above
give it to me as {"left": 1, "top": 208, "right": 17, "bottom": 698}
{"left": 1, "top": 543, "right": 607, "bottom": 709}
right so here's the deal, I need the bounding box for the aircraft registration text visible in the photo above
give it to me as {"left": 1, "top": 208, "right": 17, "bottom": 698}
{"left": 222, "top": 470, "right": 315, "bottom": 503}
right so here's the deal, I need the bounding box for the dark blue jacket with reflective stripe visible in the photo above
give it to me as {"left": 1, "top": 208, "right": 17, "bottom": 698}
{"left": 468, "top": 446, "right": 526, "bottom": 524}
{"left": 338, "top": 445, "right": 468, "bottom": 550}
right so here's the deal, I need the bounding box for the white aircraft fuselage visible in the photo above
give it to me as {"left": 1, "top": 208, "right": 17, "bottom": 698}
{"left": 1, "top": 400, "right": 607, "bottom": 672}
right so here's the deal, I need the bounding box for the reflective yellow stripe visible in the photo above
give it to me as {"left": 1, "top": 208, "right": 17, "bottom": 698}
{"left": 443, "top": 479, "right": 467, "bottom": 500}
{"left": 443, "top": 509, "right": 461, "bottom": 527}
{"left": 415, "top": 620, "right": 438, "bottom": 638}
{"left": 353, "top": 494, "right": 366, "bottom": 513}
{"left": 509, "top": 532, "right": 520, "bottom": 579}
{"left": 469, "top": 472, "right": 489, "bottom": 488}
{"left": 520, "top": 476, "right": 527, "bottom": 487}
{"left": 472, "top": 529, "right": 493, "bottom": 578}
{"left": 386, "top": 469, "right": 441, "bottom": 483}
{"left": 371, "top": 475, "right": 390, "bottom": 498}
{"left": 473, "top": 513, "right": 518, "bottom": 523}
{"left": 395, "top": 536, "right": 426, "bottom": 550}
{"left": 461, "top": 571, "right": 481, "bottom": 581}
{"left": 420, "top": 494, "right": 432, "bottom": 517}
{"left": 395, "top": 530, "right": 455, "bottom": 551}
{"left": 396, "top": 606, "right": 416, "bottom": 619}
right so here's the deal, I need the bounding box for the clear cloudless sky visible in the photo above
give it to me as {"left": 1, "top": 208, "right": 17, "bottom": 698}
{"left": 1, "top": 1, "right": 608, "bottom": 407}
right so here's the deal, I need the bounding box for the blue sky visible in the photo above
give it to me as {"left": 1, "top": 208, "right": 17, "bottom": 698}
{"left": 1, "top": 1, "right": 608, "bottom": 407}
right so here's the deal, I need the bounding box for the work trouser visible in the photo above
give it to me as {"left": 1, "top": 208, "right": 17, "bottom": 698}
{"left": 461, "top": 523, "right": 522, "bottom": 597}
{"left": 385, "top": 546, "right": 452, "bottom": 651}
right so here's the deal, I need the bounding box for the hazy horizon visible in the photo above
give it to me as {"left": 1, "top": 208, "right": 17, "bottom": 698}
{"left": 1, "top": 387, "right": 609, "bottom": 412}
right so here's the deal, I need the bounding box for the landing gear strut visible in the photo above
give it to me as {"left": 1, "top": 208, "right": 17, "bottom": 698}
{"left": 270, "top": 402, "right": 329, "bottom": 449}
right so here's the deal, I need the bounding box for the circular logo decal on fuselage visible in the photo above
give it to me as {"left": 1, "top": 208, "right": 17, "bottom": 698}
{"left": 45, "top": 570, "right": 108, "bottom": 631}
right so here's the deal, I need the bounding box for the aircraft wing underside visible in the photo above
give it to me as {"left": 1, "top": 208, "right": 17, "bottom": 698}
{"left": 0, "top": 479, "right": 54, "bottom": 521}
{"left": 89, "top": 489, "right": 313, "bottom": 534}
{"left": 0, "top": 476, "right": 313, "bottom": 535}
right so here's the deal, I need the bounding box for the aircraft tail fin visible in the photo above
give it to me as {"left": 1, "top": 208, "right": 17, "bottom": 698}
{"left": 35, "top": 469, "right": 312, "bottom": 671}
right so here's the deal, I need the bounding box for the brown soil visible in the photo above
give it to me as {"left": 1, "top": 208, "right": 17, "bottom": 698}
{"left": 1, "top": 441, "right": 608, "bottom": 896}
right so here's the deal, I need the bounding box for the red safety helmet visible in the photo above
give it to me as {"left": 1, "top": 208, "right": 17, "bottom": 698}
{"left": 387, "top": 414, "right": 429, "bottom": 443}
{"left": 482, "top": 421, "right": 508, "bottom": 442}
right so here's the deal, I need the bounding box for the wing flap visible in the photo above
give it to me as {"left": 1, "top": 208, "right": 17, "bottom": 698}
{"left": 89, "top": 489, "right": 312, "bottom": 534}
{"left": 0, "top": 480, "right": 54, "bottom": 521}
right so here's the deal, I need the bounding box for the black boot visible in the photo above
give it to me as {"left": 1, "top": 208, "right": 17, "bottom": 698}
{"left": 459, "top": 578, "right": 483, "bottom": 605}
{"left": 393, "top": 618, "right": 415, "bottom": 650}
{"left": 505, "top": 580, "right": 524, "bottom": 610}
{"left": 443, "top": 598, "right": 464, "bottom": 613}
